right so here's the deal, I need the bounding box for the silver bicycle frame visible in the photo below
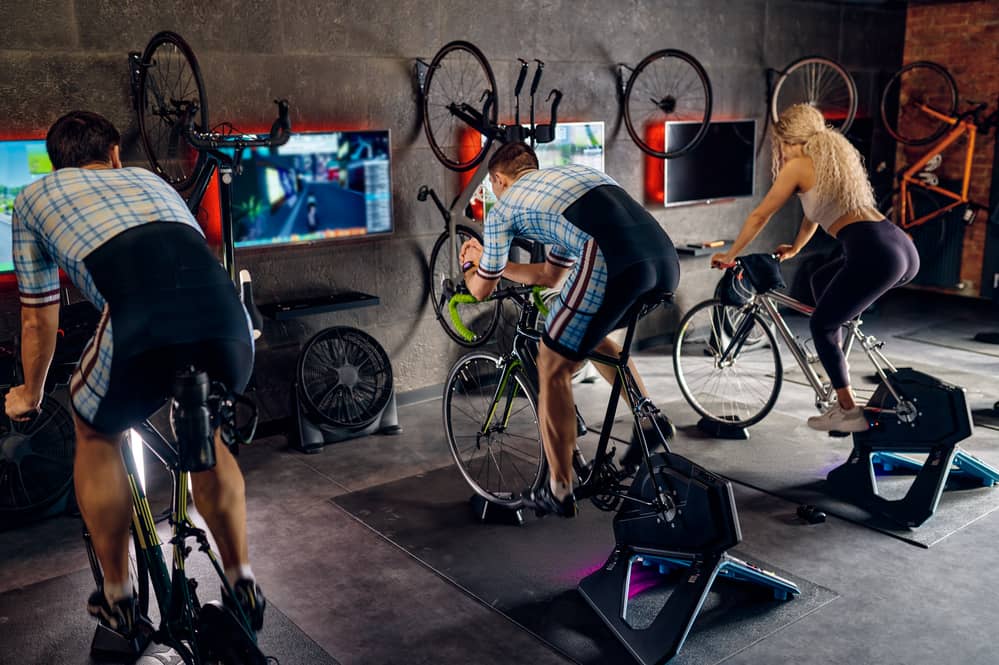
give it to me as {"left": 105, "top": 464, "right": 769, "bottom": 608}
{"left": 756, "top": 290, "right": 903, "bottom": 409}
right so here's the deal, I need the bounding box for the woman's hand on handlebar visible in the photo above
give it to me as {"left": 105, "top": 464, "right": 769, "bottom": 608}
{"left": 774, "top": 244, "right": 798, "bottom": 262}
{"left": 710, "top": 252, "right": 736, "bottom": 270}
{"left": 5, "top": 385, "right": 41, "bottom": 422}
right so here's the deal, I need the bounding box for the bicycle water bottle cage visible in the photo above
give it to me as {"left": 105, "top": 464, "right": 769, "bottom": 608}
{"left": 171, "top": 368, "right": 217, "bottom": 472}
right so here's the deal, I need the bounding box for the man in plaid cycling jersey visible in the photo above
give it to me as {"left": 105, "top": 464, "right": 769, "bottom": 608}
{"left": 460, "top": 142, "right": 680, "bottom": 517}
{"left": 5, "top": 111, "right": 265, "bottom": 641}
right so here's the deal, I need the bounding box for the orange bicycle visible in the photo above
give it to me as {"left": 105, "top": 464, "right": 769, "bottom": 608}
{"left": 879, "top": 61, "right": 998, "bottom": 229}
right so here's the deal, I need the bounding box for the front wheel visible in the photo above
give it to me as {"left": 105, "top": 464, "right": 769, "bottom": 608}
{"left": 624, "top": 49, "right": 713, "bottom": 158}
{"left": 443, "top": 353, "right": 544, "bottom": 508}
{"left": 428, "top": 226, "right": 501, "bottom": 346}
{"left": 673, "top": 299, "right": 782, "bottom": 427}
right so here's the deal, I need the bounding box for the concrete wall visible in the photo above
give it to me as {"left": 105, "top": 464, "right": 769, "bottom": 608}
{"left": 0, "top": 0, "right": 906, "bottom": 412}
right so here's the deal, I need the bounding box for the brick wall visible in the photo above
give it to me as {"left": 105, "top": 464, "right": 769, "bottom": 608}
{"left": 902, "top": 0, "right": 999, "bottom": 291}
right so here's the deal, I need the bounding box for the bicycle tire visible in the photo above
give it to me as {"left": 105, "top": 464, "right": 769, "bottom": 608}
{"left": 83, "top": 526, "right": 151, "bottom": 621}
{"left": 422, "top": 41, "right": 498, "bottom": 171}
{"left": 624, "top": 49, "right": 713, "bottom": 158}
{"left": 443, "top": 352, "right": 544, "bottom": 508}
{"left": 673, "top": 299, "right": 782, "bottom": 427}
{"left": 137, "top": 31, "right": 209, "bottom": 190}
{"left": 880, "top": 61, "right": 958, "bottom": 146}
{"left": 770, "top": 56, "right": 857, "bottom": 134}
{"left": 428, "top": 225, "right": 501, "bottom": 347}
{"left": 297, "top": 327, "right": 394, "bottom": 429}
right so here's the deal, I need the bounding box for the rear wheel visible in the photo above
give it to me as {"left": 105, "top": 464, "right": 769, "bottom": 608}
{"left": 443, "top": 353, "right": 544, "bottom": 508}
{"left": 880, "top": 61, "right": 958, "bottom": 146}
{"left": 673, "top": 299, "right": 782, "bottom": 427}
{"left": 771, "top": 56, "right": 857, "bottom": 133}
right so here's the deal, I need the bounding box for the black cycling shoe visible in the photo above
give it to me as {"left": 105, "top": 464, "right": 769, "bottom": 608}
{"left": 87, "top": 589, "right": 138, "bottom": 635}
{"left": 620, "top": 414, "right": 676, "bottom": 470}
{"left": 223, "top": 578, "right": 267, "bottom": 632}
{"left": 523, "top": 484, "right": 578, "bottom": 518}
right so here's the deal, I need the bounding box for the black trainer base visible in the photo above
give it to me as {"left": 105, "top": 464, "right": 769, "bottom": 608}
{"left": 90, "top": 620, "right": 152, "bottom": 660}
{"left": 696, "top": 416, "right": 750, "bottom": 440}
{"left": 579, "top": 452, "right": 798, "bottom": 664}
{"left": 826, "top": 367, "right": 999, "bottom": 528}
{"left": 469, "top": 494, "right": 525, "bottom": 525}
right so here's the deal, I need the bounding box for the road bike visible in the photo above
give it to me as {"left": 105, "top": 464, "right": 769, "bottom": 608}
{"left": 878, "top": 60, "right": 998, "bottom": 229}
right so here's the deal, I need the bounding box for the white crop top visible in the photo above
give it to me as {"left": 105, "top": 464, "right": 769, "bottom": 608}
{"left": 798, "top": 187, "right": 848, "bottom": 232}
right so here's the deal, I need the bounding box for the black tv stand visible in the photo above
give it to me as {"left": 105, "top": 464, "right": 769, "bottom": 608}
{"left": 259, "top": 291, "right": 379, "bottom": 320}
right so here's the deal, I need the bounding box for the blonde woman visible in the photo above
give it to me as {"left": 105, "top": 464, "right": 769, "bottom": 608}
{"left": 711, "top": 104, "right": 919, "bottom": 433}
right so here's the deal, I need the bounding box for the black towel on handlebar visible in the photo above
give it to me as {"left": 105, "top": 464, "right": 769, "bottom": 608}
{"left": 739, "top": 253, "right": 786, "bottom": 294}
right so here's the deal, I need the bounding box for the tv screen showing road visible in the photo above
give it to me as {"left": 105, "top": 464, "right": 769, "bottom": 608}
{"left": 228, "top": 130, "right": 392, "bottom": 248}
{"left": 0, "top": 139, "right": 53, "bottom": 273}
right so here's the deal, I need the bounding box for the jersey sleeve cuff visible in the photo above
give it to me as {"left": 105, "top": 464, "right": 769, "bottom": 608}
{"left": 19, "top": 289, "right": 60, "bottom": 308}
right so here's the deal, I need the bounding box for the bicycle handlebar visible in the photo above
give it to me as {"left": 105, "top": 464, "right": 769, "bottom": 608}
{"left": 514, "top": 59, "right": 529, "bottom": 97}
{"left": 447, "top": 285, "right": 549, "bottom": 343}
{"left": 185, "top": 99, "right": 292, "bottom": 152}
{"left": 530, "top": 59, "right": 544, "bottom": 96}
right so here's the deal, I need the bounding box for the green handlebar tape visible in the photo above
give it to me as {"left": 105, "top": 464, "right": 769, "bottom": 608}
{"left": 448, "top": 293, "right": 480, "bottom": 342}
{"left": 532, "top": 286, "right": 550, "bottom": 318}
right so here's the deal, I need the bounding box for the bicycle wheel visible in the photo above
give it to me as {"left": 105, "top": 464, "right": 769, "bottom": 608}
{"left": 422, "top": 41, "right": 498, "bottom": 171}
{"left": 673, "top": 299, "right": 782, "bottom": 427}
{"left": 297, "top": 327, "right": 394, "bottom": 429}
{"left": 137, "top": 31, "right": 208, "bottom": 190}
{"left": 83, "top": 525, "right": 150, "bottom": 620}
{"left": 624, "top": 49, "right": 713, "bottom": 158}
{"left": 428, "top": 225, "right": 501, "bottom": 347}
{"left": 880, "top": 61, "right": 957, "bottom": 146}
{"left": 444, "top": 352, "right": 544, "bottom": 508}
{"left": 770, "top": 56, "right": 857, "bottom": 133}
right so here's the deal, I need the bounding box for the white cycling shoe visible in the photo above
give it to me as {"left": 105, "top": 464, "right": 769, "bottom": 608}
{"left": 807, "top": 404, "right": 869, "bottom": 433}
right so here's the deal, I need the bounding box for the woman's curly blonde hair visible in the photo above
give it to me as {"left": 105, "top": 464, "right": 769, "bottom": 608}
{"left": 772, "top": 104, "right": 876, "bottom": 214}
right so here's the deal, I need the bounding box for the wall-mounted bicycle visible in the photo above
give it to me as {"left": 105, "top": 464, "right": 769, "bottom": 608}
{"left": 414, "top": 41, "right": 561, "bottom": 346}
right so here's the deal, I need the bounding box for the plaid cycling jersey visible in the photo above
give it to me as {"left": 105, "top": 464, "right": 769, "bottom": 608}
{"left": 476, "top": 164, "right": 619, "bottom": 280}
{"left": 12, "top": 166, "right": 201, "bottom": 309}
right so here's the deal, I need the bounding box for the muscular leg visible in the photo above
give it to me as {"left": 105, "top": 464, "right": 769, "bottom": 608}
{"left": 73, "top": 414, "right": 131, "bottom": 598}
{"left": 537, "top": 343, "right": 579, "bottom": 489}
{"left": 190, "top": 430, "right": 249, "bottom": 574}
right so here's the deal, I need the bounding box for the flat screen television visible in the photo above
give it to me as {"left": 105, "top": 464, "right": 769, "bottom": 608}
{"left": 473, "top": 121, "right": 605, "bottom": 220}
{"left": 0, "top": 139, "right": 53, "bottom": 273}
{"left": 663, "top": 119, "right": 756, "bottom": 207}
{"left": 227, "top": 130, "right": 391, "bottom": 248}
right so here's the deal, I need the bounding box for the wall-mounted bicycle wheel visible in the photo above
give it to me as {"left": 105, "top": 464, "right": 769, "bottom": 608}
{"left": 623, "top": 49, "right": 713, "bottom": 159}
{"left": 137, "top": 31, "right": 209, "bottom": 190}
{"left": 880, "top": 61, "right": 958, "bottom": 146}
{"left": 443, "top": 352, "right": 544, "bottom": 508}
{"left": 428, "top": 225, "right": 501, "bottom": 346}
{"left": 297, "top": 327, "right": 393, "bottom": 429}
{"left": 0, "top": 392, "right": 75, "bottom": 529}
{"left": 770, "top": 56, "right": 857, "bottom": 134}
{"left": 422, "top": 41, "right": 498, "bottom": 171}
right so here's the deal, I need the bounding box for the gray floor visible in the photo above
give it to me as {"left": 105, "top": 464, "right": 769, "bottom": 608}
{"left": 2, "top": 288, "right": 999, "bottom": 664}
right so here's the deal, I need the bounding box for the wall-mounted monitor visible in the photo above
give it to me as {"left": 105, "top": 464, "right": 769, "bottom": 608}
{"left": 471, "top": 121, "right": 605, "bottom": 220}
{"left": 0, "top": 139, "right": 53, "bottom": 273}
{"left": 663, "top": 119, "right": 756, "bottom": 207}
{"left": 228, "top": 130, "right": 392, "bottom": 249}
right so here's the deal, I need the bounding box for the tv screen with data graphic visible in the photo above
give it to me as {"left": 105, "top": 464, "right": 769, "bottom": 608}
{"left": 0, "top": 139, "right": 53, "bottom": 273}
{"left": 227, "top": 130, "right": 392, "bottom": 249}
{"left": 663, "top": 119, "right": 756, "bottom": 206}
{"left": 472, "top": 121, "right": 605, "bottom": 220}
